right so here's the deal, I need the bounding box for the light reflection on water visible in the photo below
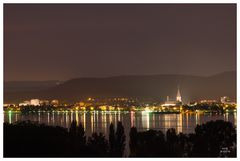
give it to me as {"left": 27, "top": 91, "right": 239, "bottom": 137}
{"left": 5, "top": 111, "right": 236, "bottom": 157}
{"left": 8, "top": 112, "right": 12, "bottom": 124}
{"left": 4, "top": 111, "right": 236, "bottom": 135}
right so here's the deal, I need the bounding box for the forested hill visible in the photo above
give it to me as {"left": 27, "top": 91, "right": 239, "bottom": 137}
{"left": 4, "top": 71, "right": 236, "bottom": 103}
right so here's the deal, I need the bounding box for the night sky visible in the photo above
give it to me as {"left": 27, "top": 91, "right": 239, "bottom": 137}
{"left": 4, "top": 4, "right": 236, "bottom": 81}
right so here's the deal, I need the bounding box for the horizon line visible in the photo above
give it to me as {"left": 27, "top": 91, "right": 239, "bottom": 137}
{"left": 4, "top": 70, "right": 236, "bottom": 82}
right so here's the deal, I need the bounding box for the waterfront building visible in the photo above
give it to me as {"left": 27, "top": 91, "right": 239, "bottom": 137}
{"left": 162, "top": 86, "right": 182, "bottom": 107}
{"left": 221, "top": 96, "right": 236, "bottom": 105}
{"left": 19, "top": 100, "right": 31, "bottom": 106}
{"left": 51, "top": 100, "right": 59, "bottom": 106}
{"left": 30, "top": 99, "right": 40, "bottom": 106}
{"left": 40, "top": 100, "right": 50, "bottom": 105}
{"left": 200, "top": 100, "right": 217, "bottom": 103}
{"left": 4, "top": 104, "right": 11, "bottom": 107}
{"left": 161, "top": 87, "right": 183, "bottom": 112}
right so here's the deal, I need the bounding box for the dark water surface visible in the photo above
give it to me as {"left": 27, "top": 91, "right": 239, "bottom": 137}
{"left": 4, "top": 111, "right": 236, "bottom": 156}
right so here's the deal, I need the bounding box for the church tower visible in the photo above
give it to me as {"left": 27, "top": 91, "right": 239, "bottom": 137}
{"left": 176, "top": 86, "right": 182, "bottom": 102}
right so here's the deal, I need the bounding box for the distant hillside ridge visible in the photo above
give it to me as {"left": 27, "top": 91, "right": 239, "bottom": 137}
{"left": 4, "top": 81, "right": 60, "bottom": 92}
{"left": 4, "top": 71, "right": 236, "bottom": 103}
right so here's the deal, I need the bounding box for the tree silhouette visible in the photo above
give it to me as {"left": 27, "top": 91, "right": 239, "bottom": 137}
{"left": 69, "top": 120, "right": 77, "bottom": 138}
{"left": 190, "top": 120, "right": 236, "bottom": 157}
{"left": 166, "top": 128, "right": 181, "bottom": 156}
{"left": 76, "top": 122, "right": 86, "bottom": 145}
{"left": 4, "top": 120, "right": 236, "bottom": 157}
{"left": 68, "top": 120, "right": 87, "bottom": 156}
{"left": 87, "top": 132, "right": 108, "bottom": 157}
{"left": 115, "top": 122, "right": 126, "bottom": 157}
{"left": 129, "top": 127, "right": 138, "bottom": 157}
{"left": 109, "top": 123, "right": 115, "bottom": 156}
{"left": 108, "top": 122, "right": 126, "bottom": 157}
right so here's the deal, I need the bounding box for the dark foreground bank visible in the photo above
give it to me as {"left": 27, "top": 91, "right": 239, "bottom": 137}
{"left": 4, "top": 120, "right": 236, "bottom": 157}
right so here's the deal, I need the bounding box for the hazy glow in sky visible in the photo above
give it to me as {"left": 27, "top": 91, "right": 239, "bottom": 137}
{"left": 4, "top": 4, "right": 236, "bottom": 81}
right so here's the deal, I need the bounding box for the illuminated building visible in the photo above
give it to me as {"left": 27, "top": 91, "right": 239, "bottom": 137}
{"left": 40, "top": 100, "right": 50, "bottom": 105}
{"left": 176, "top": 86, "right": 182, "bottom": 102}
{"left": 162, "top": 86, "right": 182, "bottom": 107}
{"left": 4, "top": 104, "right": 11, "bottom": 107}
{"left": 221, "top": 96, "right": 236, "bottom": 105}
{"left": 87, "top": 97, "right": 95, "bottom": 101}
{"left": 51, "top": 99, "right": 59, "bottom": 105}
{"left": 79, "top": 102, "right": 85, "bottom": 106}
{"left": 30, "top": 99, "right": 40, "bottom": 106}
{"left": 200, "top": 100, "right": 217, "bottom": 103}
{"left": 19, "top": 99, "right": 40, "bottom": 106}
{"left": 19, "top": 101, "right": 31, "bottom": 106}
{"left": 221, "top": 96, "right": 229, "bottom": 103}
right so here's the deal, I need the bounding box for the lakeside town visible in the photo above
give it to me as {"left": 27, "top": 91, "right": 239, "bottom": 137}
{"left": 4, "top": 88, "right": 236, "bottom": 114}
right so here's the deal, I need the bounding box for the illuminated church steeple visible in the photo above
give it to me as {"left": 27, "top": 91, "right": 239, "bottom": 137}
{"left": 176, "top": 86, "right": 182, "bottom": 102}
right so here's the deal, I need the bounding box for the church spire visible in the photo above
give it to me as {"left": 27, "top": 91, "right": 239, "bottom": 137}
{"left": 176, "top": 86, "right": 182, "bottom": 102}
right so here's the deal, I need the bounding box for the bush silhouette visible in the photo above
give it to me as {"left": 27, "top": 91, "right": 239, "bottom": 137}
{"left": 4, "top": 120, "right": 236, "bottom": 157}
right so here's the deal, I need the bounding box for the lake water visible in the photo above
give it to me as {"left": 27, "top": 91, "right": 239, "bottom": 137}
{"left": 4, "top": 111, "right": 237, "bottom": 156}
